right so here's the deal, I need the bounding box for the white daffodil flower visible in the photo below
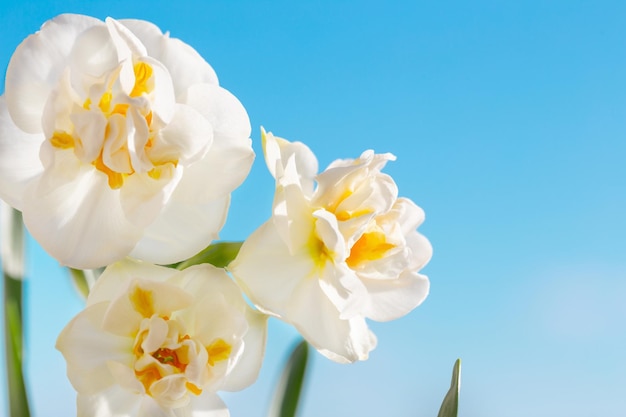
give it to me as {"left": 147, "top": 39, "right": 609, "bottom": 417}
{"left": 229, "top": 129, "right": 432, "bottom": 363}
{"left": 56, "top": 259, "right": 267, "bottom": 417}
{"left": 0, "top": 14, "right": 253, "bottom": 269}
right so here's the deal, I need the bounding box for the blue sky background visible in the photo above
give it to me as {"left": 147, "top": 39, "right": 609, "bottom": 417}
{"left": 1, "top": 1, "right": 625, "bottom": 416}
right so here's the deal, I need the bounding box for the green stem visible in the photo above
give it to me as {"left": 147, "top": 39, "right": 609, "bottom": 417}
{"left": 2, "top": 206, "right": 30, "bottom": 417}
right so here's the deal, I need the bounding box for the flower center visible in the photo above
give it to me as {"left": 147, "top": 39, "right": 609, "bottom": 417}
{"left": 47, "top": 61, "right": 175, "bottom": 189}
{"left": 128, "top": 285, "right": 232, "bottom": 403}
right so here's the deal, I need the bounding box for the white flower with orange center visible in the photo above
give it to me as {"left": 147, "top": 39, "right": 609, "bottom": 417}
{"left": 0, "top": 14, "right": 253, "bottom": 269}
{"left": 56, "top": 259, "right": 267, "bottom": 417}
{"left": 229, "top": 129, "right": 432, "bottom": 363}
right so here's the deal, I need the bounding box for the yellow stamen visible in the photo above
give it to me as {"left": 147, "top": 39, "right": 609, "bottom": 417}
{"left": 131, "top": 62, "right": 154, "bottom": 97}
{"left": 186, "top": 382, "right": 203, "bottom": 395}
{"left": 50, "top": 131, "right": 75, "bottom": 149}
{"left": 206, "top": 339, "right": 232, "bottom": 366}
{"left": 135, "top": 364, "right": 162, "bottom": 393}
{"left": 309, "top": 234, "right": 333, "bottom": 271}
{"left": 129, "top": 285, "right": 155, "bottom": 318}
{"left": 111, "top": 103, "right": 129, "bottom": 115}
{"left": 98, "top": 92, "right": 112, "bottom": 113}
{"left": 93, "top": 154, "right": 125, "bottom": 189}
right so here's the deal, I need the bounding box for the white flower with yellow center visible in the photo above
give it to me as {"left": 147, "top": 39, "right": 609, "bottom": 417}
{"left": 0, "top": 14, "right": 253, "bottom": 269}
{"left": 229, "top": 129, "right": 432, "bottom": 363}
{"left": 56, "top": 259, "right": 267, "bottom": 417}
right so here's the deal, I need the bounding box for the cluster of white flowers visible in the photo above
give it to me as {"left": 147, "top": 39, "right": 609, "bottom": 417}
{"left": 0, "top": 14, "right": 431, "bottom": 417}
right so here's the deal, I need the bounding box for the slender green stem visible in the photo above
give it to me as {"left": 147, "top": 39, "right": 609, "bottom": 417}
{"left": 1, "top": 205, "right": 30, "bottom": 417}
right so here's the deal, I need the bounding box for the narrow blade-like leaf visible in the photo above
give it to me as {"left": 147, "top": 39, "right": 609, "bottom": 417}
{"left": 437, "top": 359, "right": 461, "bottom": 417}
{"left": 1, "top": 203, "right": 30, "bottom": 417}
{"left": 268, "top": 340, "right": 310, "bottom": 417}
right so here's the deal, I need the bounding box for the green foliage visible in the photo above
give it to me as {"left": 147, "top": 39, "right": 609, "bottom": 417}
{"left": 268, "top": 340, "right": 310, "bottom": 417}
{"left": 172, "top": 241, "right": 244, "bottom": 270}
{"left": 2, "top": 207, "right": 30, "bottom": 417}
{"left": 437, "top": 359, "right": 461, "bottom": 417}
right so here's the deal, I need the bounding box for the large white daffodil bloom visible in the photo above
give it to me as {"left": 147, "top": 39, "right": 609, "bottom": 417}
{"left": 229, "top": 129, "right": 432, "bottom": 363}
{"left": 56, "top": 259, "right": 267, "bottom": 417}
{"left": 0, "top": 14, "right": 253, "bottom": 269}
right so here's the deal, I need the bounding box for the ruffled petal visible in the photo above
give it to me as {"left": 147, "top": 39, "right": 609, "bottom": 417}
{"left": 173, "top": 84, "right": 253, "bottom": 203}
{"left": 56, "top": 302, "right": 133, "bottom": 395}
{"left": 229, "top": 221, "right": 316, "bottom": 318}
{"left": 272, "top": 155, "right": 316, "bottom": 254}
{"left": 118, "top": 19, "right": 219, "bottom": 98}
{"left": 149, "top": 104, "right": 213, "bottom": 166}
{"left": 287, "top": 276, "right": 377, "bottom": 363}
{"left": 361, "top": 271, "right": 430, "bottom": 322}
{"left": 77, "top": 386, "right": 142, "bottom": 417}
{"left": 182, "top": 83, "right": 250, "bottom": 138}
{"left": 21, "top": 150, "right": 143, "bottom": 269}
{"left": 0, "top": 97, "right": 43, "bottom": 208}
{"left": 5, "top": 13, "right": 101, "bottom": 133}
{"left": 87, "top": 258, "right": 178, "bottom": 306}
{"left": 262, "top": 129, "right": 318, "bottom": 195}
{"left": 220, "top": 308, "right": 267, "bottom": 392}
{"left": 129, "top": 195, "right": 229, "bottom": 265}
{"left": 120, "top": 166, "right": 182, "bottom": 230}
{"left": 186, "top": 394, "right": 229, "bottom": 417}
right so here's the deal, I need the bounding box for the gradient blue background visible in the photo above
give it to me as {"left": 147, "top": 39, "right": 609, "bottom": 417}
{"left": 1, "top": 1, "right": 625, "bottom": 416}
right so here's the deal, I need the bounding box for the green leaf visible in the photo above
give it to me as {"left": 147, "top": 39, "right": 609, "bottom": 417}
{"left": 68, "top": 268, "right": 103, "bottom": 300}
{"left": 172, "top": 241, "right": 244, "bottom": 270}
{"left": 437, "top": 359, "right": 461, "bottom": 417}
{"left": 268, "top": 340, "right": 310, "bottom": 417}
{"left": 1, "top": 204, "right": 30, "bottom": 417}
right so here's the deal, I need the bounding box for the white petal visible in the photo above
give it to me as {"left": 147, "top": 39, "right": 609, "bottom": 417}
{"left": 187, "top": 393, "right": 229, "bottom": 417}
{"left": 71, "top": 110, "right": 108, "bottom": 163}
{"left": 130, "top": 196, "right": 229, "bottom": 265}
{"left": 140, "top": 57, "right": 176, "bottom": 125}
{"left": 361, "top": 271, "right": 430, "bottom": 322}
{"left": 171, "top": 265, "right": 250, "bottom": 348}
{"left": 87, "top": 258, "right": 178, "bottom": 306}
{"left": 69, "top": 24, "right": 122, "bottom": 82}
{"left": 262, "top": 129, "right": 318, "bottom": 195}
{"left": 120, "top": 165, "right": 182, "bottom": 229}
{"left": 77, "top": 386, "right": 142, "bottom": 417}
{"left": 229, "top": 221, "right": 316, "bottom": 318}
{"left": 22, "top": 153, "right": 142, "bottom": 269}
{"left": 56, "top": 302, "right": 133, "bottom": 395}
{"left": 287, "top": 276, "right": 377, "bottom": 363}
{"left": 119, "top": 19, "right": 219, "bottom": 96}
{"left": 0, "top": 97, "right": 43, "bottom": 208}
{"left": 150, "top": 104, "right": 213, "bottom": 166}
{"left": 171, "top": 132, "right": 253, "bottom": 204}
{"left": 182, "top": 84, "right": 250, "bottom": 140}
{"left": 107, "top": 361, "right": 145, "bottom": 394}
{"left": 105, "top": 17, "right": 147, "bottom": 58}
{"left": 173, "top": 84, "right": 254, "bottom": 202}
{"left": 5, "top": 14, "right": 101, "bottom": 133}
{"left": 220, "top": 307, "right": 267, "bottom": 392}
{"left": 313, "top": 209, "right": 347, "bottom": 260}
{"left": 103, "top": 278, "right": 193, "bottom": 336}
{"left": 272, "top": 157, "right": 315, "bottom": 254}
{"left": 136, "top": 396, "right": 176, "bottom": 417}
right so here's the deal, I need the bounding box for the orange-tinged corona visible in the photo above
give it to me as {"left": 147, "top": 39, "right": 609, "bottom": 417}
{"left": 346, "top": 230, "right": 395, "bottom": 268}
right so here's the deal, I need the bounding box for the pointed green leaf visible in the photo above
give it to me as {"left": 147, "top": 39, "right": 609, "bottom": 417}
{"left": 268, "top": 340, "right": 310, "bottom": 417}
{"left": 437, "top": 359, "right": 461, "bottom": 417}
{"left": 172, "top": 241, "right": 244, "bottom": 270}
{"left": 1, "top": 204, "right": 30, "bottom": 417}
